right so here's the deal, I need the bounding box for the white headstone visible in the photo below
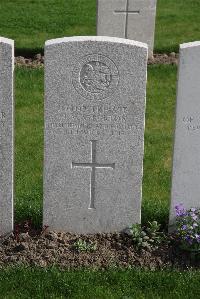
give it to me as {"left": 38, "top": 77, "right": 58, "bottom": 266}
{"left": 0, "top": 37, "right": 14, "bottom": 236}
{"left": 97, "top": 0, "right": 157, "bottom": 57}
{"left": 170, "top": 41, "right": 200, "bottom": 227}
{"left": 43, "top": 36, "right": 147, "bottom": 234}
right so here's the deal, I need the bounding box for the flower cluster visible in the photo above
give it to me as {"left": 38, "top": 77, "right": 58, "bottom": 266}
{"left": 175, "top": 203, "right": 200, "bottom": 251}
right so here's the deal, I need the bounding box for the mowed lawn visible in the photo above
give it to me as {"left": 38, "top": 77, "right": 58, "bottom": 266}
{"left": 1, "top": 267, "right": 200, "bottom": 298}
{"left": 0, "top": 0, "right": 199, "bottom": 54}
{"left": 15, "top": 64, "right": 176, "bottom": 226}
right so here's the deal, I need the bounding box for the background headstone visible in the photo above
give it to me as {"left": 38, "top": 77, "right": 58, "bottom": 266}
{"left": 97, "top": 0, "right": 157, "bottom": 57}
{"left": 43, "top": 36, "right": 147, "bottom": 234}
{"left": 0, "top": 37, "right": 14, "bottom": 236}
{"left": 169, "top": 41, "right": 200, "bottom": 227}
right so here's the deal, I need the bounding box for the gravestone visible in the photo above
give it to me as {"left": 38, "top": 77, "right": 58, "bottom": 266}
{"left": 169, "top": 41, "right": 200, "bottom": 227}
{"left": 97, "top": 0, "right": 157, "bottom": 57}
{"left": 43, "top": 36, "right": 147, "bottom": 233}
{"left": 0, "top": 37, "right": 14, "bottom": 236}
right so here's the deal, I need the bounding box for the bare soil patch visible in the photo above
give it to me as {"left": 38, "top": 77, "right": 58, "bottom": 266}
{"left": 15, "top": 53, "right": 178, "bottom": 68}
{"left": 148, "top": 52, "right": 178, "bottom": 65}
{"left": 0, "top": 223, "right": 199, "bottom": 270}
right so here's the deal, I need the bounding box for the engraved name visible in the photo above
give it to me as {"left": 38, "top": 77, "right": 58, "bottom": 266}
{"left": 59, "top": 104, "right": 128, "bottom": 115}
{"left": 183, "top": 115, "right": 200, "bottom": 131}
{"left": 47, "top": 104, "right": 135, "bottom": 136}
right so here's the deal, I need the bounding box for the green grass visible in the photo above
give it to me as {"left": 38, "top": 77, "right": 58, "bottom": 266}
{"left": 0, "top": 0, "right": 96, "bottom": 56}
{"left": 155, "top": 0, "right": 200, "bottom": 53}
{"left": 0, "top": 267, "right": 200, "bottom": 298}
{"left": 143, "top": 65, "right": 177, "bottom": 226}
{"left": 15, "top": 68, "right": 44, "bottom": 226}
{"left": 0, "top": 0, "right": 199, "bottom": 54}
{"left": 15, "top": 64, "right": 177, "bottom": 227}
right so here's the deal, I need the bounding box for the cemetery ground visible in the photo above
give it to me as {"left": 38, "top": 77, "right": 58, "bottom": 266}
{"left": 0, "top": 0, "right": 200, "bottom": 55}
{"left": 0, "top": 63, "right": 198, "bottom": 297}
{"left": 1, "top": 0, "right": 200, "bottom": 297}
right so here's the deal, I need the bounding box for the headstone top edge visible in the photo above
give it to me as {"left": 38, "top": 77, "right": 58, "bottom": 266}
{"left": 0, "top": 37, "right": 14, "bottom": 46}
{"left": 45, "top": 36, "right": 148, "bottom": 49}
{"left": 180, "top": 41, "right": 200, "bottom": 50}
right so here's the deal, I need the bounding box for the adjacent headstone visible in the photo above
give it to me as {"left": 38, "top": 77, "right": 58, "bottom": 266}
{"left": 43, "top": 36, "right": 147, "bottom": 234}
{"left": 97, "top": 0, "right": 157, "bottom": 57}
{"left": 0, "top": 37, "right": 14, "bottom": 236}
{"left": 169, "top": 41, "right": 200, "bottom": 228}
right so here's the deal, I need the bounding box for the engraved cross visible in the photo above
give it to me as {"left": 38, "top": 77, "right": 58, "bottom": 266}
{"left": 114, "top": 0, "right": 140, "bottom": 39}
{"left": 72, "top": 140, "right": 115, "bottom": 209}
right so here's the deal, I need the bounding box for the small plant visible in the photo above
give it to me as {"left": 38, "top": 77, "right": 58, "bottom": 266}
{"left": 175, "top": 203, "right": 200, "bottom": 252}
{"left": 129, "top": 221, "right": 164, "bottom": 250}
{"left": 73, "top": 239, "right": 97, "bottom": 252}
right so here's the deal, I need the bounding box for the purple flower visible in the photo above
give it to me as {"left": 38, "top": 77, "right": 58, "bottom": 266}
{"left": 175, "top": 205, "right": 200, "bottom": 248}
{"left": 195, "top": 234, "right": 200, "bottom": 243}
{"left": 181, "top": 225, "right": 187, "bottom": 231}
{"left": 193, "top": 223, "right": 198, "bottom": 228}
{"left": 185, "top": 235, "right": 193, "bottom": 245}
{"left": 175, "top": 203, "right": 186, "bottom": 217}
{"left": 191, "top": 213, "right": 198, "bottom": 221}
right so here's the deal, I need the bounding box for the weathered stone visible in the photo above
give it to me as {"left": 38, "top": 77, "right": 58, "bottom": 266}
{"left": 169, "top": 41, "right": 200, "bottom": 228}
{"left": 18, "top": 233, "right": 31, "bottom": 242}
{"left": 43, "top": 36, "right": 147, "bottom": 234}
{"left": 35, "top": 53, "right": 42, "bottom": 60}
{"left": 97, "top": 0, "right": 157, "bottom": 57}
{"left": 170, "top": 52, "right": 176, "bottom": 58}
{"left": 0, "top": 37, "right": 14, "bottom": 236}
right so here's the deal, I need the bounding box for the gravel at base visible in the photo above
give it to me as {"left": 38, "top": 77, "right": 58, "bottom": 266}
{"left": 0, "top": 230, "right": 199, "bottom": 270}
{"left": 148, "top": 52, "right": 178, "bottom": 65}
{"left": 15, "top": 53, "right": 178, "bottom": 68}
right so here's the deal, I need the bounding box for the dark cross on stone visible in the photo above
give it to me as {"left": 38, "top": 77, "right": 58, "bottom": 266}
{"left": 72, "top": 140, "right": 115, "bottom": 209}
{"left": 114, "top": 0, "right": 140, "bottom": 39}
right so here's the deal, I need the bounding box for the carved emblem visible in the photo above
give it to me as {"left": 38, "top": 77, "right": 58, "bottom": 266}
{"left": 72, "top": 54, "right": 119, "bottom": 100}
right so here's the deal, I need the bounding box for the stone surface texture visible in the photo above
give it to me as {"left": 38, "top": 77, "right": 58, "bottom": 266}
{"left": 0, "top": 37, "right": 14, "bottom": 236}
{"left": 170, "top": 41, "right": 200, "bottom": 227}
{"left": 43, "top": 36, "right": 147, "bottom": 234}
{"left": 97, "top": 0, "right": 157, "bottom": 57}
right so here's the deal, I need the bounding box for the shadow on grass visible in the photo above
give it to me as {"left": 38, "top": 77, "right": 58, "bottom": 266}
{"left": 142, "top": 204, "right": 169, "bottom": 230}
{"left": 15, "top": 48, "right": 44, "bottom": 58}
{"left": 15, "top": 195, "right": 43, "bottom": 229}
{"left": 154, "top": 45, "right": 179, "bottom": 54}
{"left": 15, "top": 45, "right": 180, "bottom": 58}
